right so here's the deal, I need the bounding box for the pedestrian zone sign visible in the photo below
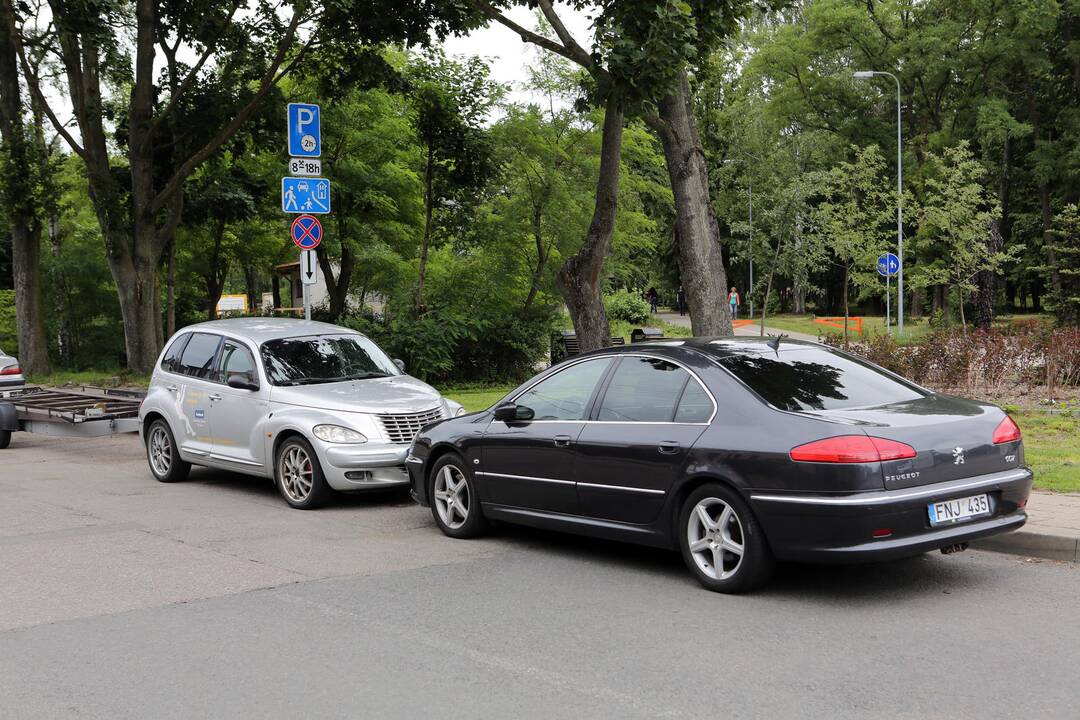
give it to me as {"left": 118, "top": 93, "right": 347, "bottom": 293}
{"left": 281, "top": 177, "right": 331, "bottom": 214}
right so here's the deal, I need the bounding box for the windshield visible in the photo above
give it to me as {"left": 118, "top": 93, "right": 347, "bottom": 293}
{"left": 260, "top": 334, "right": 400, "bottom": 386}
{"left": 718, "top": 347, "right": 925, "bottom": 412}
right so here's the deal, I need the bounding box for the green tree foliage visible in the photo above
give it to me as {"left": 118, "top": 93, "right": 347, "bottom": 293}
{"left": 1047, "top": 204, "right": 1080, "bottom": 324}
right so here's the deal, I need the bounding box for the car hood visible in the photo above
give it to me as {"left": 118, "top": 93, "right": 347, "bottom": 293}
{"left": 269, "top": 375, "right": 444, "bottom": 414}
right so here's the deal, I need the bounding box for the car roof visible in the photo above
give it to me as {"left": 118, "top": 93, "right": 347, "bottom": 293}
{"left": 173, "top": 318, "right": 361, "bottom": 344}
{"left": 578, "top": 335, "right": 826, "bottom": 361}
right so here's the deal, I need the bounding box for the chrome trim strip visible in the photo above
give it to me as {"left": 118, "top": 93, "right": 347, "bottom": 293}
{"left": 208, "top": 452, "right": 262, "bottom": 467}
{"left": 405, "top": 454, "right": 424, "bottom": 465}
{"left": 474, "top": 471, "right": 575, "bottom": 487}
{"left": 750, "top": 469, "right": 1031, "bottom": 507}
{"left": 577, "top": 481, "right": 665, "bottom": 496}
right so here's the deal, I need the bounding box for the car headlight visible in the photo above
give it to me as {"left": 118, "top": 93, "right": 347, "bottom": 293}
{"left": 455, "top": 406, "right": 467, "bottom": 417}
{"left": 312, "top": 425, "right": 368, "bottom": 444}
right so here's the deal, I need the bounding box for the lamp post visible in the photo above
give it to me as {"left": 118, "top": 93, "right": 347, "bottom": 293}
{"left": 854, "top": 70, "right": 904, "bottom": 335}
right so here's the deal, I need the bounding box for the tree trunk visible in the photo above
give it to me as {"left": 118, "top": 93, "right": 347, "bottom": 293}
{"left": 647, "top": 71, "right": 732, "bottom": 337}
{"left": 244, "top": 264, "right": 258, "bottom": 316}
{"left": 556, "top": 95, "right": 623, "bottom": 352}
{"left": 0, "top": 0, "right": 49, "bottom": 375}
{"left": 842, "top": 264, "right": 851, "bottom": 346}
{"left": 975, "top": 136, "right": 1011, "bottom": 330}
{"left": 205, "top": 219, "right": 227, "bottom": 320}
{"left": 958, "top": 286, "right": 967, "bottom": 335}
{"left": 416, "top": 144, "right": 435, "bottom": 312}
{"left": 166, "top": 238, "right": 176, "bottom": 336}
{"left": 524, "top": 201, "right": 548, "bottom": 312}
{"left": 316, "top": 229, "right": 355, "bottom": 322}
{"left": 1040, "top": 182, "right": 1062, "bottom": 296}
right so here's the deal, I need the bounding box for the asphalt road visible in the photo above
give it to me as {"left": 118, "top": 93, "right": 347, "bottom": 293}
{"left": 1, "top": 432, "right": 1077, "bottom": 719}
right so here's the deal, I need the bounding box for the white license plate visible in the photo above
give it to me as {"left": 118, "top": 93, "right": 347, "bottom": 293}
{"left": 928, "top": 493, "right": 990, "bottom": 526}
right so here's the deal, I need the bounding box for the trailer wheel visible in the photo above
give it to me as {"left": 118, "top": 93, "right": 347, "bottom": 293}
{"left": 0, "top": 430, "right": 9, "bottom": 449}
{"left": 146, "top": 419, "right": 190, "bottom": 483}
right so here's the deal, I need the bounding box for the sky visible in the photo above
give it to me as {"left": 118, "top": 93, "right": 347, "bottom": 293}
{"left": 443, "top": 4, "right": 592, "bottom": 107}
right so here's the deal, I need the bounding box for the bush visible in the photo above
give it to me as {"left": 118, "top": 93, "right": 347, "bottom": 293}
{"left": 340, "top": 308, "right": 557, "bottom": 385}
{"left": 604, "top": 289, "right": 650, "bottom": 324}
{"left": 0, "top": 290, "right": 16, "bottom": 355}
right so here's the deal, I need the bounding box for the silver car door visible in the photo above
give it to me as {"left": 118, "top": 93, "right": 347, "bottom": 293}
{"left": 173, "top": 332, "right": 222, "bottom": 460}
{"left": 207, "top": 338, "right": 270, "bottom": 470}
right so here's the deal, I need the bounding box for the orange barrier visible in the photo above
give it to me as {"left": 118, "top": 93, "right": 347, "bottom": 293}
{"left": 813, "top": 317, "right": 863, "bottom": 335}
{"left": 733, "top": 319, "right": 754, "bottom": 328}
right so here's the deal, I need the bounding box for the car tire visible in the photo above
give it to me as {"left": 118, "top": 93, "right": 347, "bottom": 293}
{"left": 428, "top": 453, "right": 488, "bottom": 539}
{"left": 145, "top": 419, "right": 191, "bottom": 483}
{"left": 274, "top": 436, "right": 333, "bottom": 509}
{"left": 0, "top": 429, "right": 10, "bottom": 449}
{"left": 677, "top": 482, "right": 773, "bottom": 593}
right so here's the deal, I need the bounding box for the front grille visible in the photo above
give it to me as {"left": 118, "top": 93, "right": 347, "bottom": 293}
{"left": 378, "top": 407, "right": 446, "bottom": 444}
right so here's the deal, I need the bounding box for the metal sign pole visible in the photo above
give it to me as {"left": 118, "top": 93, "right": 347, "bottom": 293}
{"left": 886, "top": 274, "right": 891, "bottom": 332}
{"left": 303, "top": 281, "right": 311, "bottom": 321}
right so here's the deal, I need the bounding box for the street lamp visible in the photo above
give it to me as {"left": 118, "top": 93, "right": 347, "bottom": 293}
{"left": 854, "top": 69, "right": 905, "bottom": 335}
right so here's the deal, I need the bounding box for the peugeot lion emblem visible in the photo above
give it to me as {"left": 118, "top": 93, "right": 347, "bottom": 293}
{"left": 953, "top": 447, "right": 965, "bottom": 465}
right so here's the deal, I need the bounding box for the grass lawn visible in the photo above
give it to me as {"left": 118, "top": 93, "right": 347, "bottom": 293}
{"left": 744, "top": 313, "right": 934, "bottom": 345}
{"left": 440, "top": 385, "right": 514, "bottom": 413}
{"left": 1012, "top": 411, "right": 1080, "bottom": 494}
{"left": 27, "top": 369, "right": 151, "bottom": 390}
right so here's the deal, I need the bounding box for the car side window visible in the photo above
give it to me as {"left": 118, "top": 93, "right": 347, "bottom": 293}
{"left": 215, "top": 341, "right": 257, "bottom": 384}
{"left": 178, "top": 333, "right": 222, "bottom": 381}
{"left": 160, "top": 334, "right": 190, "bottom": 374}
{"left": 674, "top": 380, "right": 713, "bottom": 423}
{"left": 515, "top": 358, "right": 612, "bottom": 421}
{"left": 597, "top": 357, "right": 690, "bottom": 422}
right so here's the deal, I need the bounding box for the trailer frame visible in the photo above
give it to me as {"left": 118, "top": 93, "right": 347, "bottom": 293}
{"left": 0, "top": 386, "right": 144, "bottom": 445}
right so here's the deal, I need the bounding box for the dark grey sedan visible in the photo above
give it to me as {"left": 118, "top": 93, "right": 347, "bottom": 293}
{"left": 407, "top": 338, "right": 1031, "bottom": 593}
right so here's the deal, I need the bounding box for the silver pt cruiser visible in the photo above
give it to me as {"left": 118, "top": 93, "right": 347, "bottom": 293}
{"left": 138, "top": 318, "right": 464, "bottom": 508}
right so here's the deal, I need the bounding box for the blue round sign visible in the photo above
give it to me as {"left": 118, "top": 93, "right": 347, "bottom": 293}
{"left": 877, "top": 252, "right": 900, "bottom": 277}
{"left": 291, "top": 214, "right": 323, "bottom": 250}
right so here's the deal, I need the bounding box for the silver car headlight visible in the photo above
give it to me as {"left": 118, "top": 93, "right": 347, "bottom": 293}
{"left": 312, "top": 425, "right": 368, "bottom": 444}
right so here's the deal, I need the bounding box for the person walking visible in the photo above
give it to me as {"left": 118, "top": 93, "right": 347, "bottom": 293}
{"left": 677, "top": 285, "right": 687, "bottom": 316}
{"left": 728, "top": 287, "right": 741, "bottom": 321}
{"left": 646, "top": 287, "right": 659, "bottom": 314}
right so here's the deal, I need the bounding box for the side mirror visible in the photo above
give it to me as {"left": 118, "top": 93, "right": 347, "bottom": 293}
{"left": 494, "top": 402, "right": 534, "bottom": 423}
{"left": 226, "top": 372, "right": 259, "bottom": 391}
{"left": 393, "top": 358, "right": 406, "bottom": 372}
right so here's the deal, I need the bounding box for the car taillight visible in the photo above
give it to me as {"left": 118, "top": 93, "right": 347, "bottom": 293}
{"left": 993, "top": 415, "right": 1021, "bottom": 444}
{"left": 0, "top": 365, "right": 20, "bottom": 375}
{"left": 790, "top": 435, "right": 917, "bottom": 463}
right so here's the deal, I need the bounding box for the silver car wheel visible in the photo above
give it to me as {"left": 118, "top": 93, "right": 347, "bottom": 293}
{"left": 148, "top": 425, "right": 172, "bottom": 477}
{"left": 687, "top": 497, "right": 745, "bottom": 581}
{"left": 433, "top": 464, "right": 470, "bottom": 530}
{"left": 279, "top": 444, "right": 314, "bottom": 503}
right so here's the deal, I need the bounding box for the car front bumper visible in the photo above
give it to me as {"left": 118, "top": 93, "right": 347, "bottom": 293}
{"left": 316, "top": 441, "right": 412, "bottom": 492}
{"left": 749, "top": 467, "right": 1033, "bottom": 563}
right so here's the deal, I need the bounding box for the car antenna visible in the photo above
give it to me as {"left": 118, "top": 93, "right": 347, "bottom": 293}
{"left": 766, "top": 334, "right": 787, "bottom": 353}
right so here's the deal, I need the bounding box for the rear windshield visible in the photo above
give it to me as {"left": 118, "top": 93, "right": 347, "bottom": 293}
{"left": 718, "top": 347, "right": 924, "bottom": 411}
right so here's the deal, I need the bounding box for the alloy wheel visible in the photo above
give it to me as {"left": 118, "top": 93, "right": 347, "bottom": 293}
{"left": 148, "top": 425, "right": 172, "bottom": 477}
{"left": 687, "top": 497, "right": 745, "bottom": 581}
{"left": 279, "top": 444, "right": 314, "bottom": 503}
{"left": 433, "top": 465, "right": 470, "bottom": 530}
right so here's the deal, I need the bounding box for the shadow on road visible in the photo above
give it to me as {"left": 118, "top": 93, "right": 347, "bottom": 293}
{"left": 186, "top": 465, "right": 414, "bottom": 509}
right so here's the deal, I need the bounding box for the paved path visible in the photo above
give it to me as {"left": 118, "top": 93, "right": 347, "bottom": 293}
{"left": 655, "top": 311, "right": 822, "bottom": 342}
{"left": 1, "top": 432, "right": 1078, "bottom": 719}
{"left": 975, "top": 491, "right": 1080, "bottom": 562}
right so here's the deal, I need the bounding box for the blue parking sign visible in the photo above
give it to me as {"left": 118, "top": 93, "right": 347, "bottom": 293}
{"left": 287, "top": 103, "right": 321, "bottom": 157}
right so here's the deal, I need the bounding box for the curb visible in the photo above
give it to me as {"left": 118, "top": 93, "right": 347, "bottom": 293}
{"left": 972, "top": 530, "right": 1080, "bottom": 563}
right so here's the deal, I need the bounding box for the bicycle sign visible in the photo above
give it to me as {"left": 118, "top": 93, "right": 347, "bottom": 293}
{"left": 291, "top": 215, "right": 323, "bottom": 250}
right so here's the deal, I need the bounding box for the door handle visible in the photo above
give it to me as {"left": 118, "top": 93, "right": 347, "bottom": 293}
{"left": 658, "top": 441, "right": 681, "bottom": 455}
{"left": 553, "top": 435, "right": 573, "bottom": 447}
{"left": 208, "top": 393, "right": 223, "bottom": 402}
{"left": 165, "top": 384, "right": 179, "bottom": 392}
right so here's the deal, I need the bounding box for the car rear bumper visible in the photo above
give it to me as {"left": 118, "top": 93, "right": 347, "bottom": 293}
{"left": 318, "top": 442, "right": 411, "bottom": 492}
{"left": 0, "top": 377, "right": 25, "bottom": 388}
{"left": 749, "top": 467, "right": 1033, "bottom": 563}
